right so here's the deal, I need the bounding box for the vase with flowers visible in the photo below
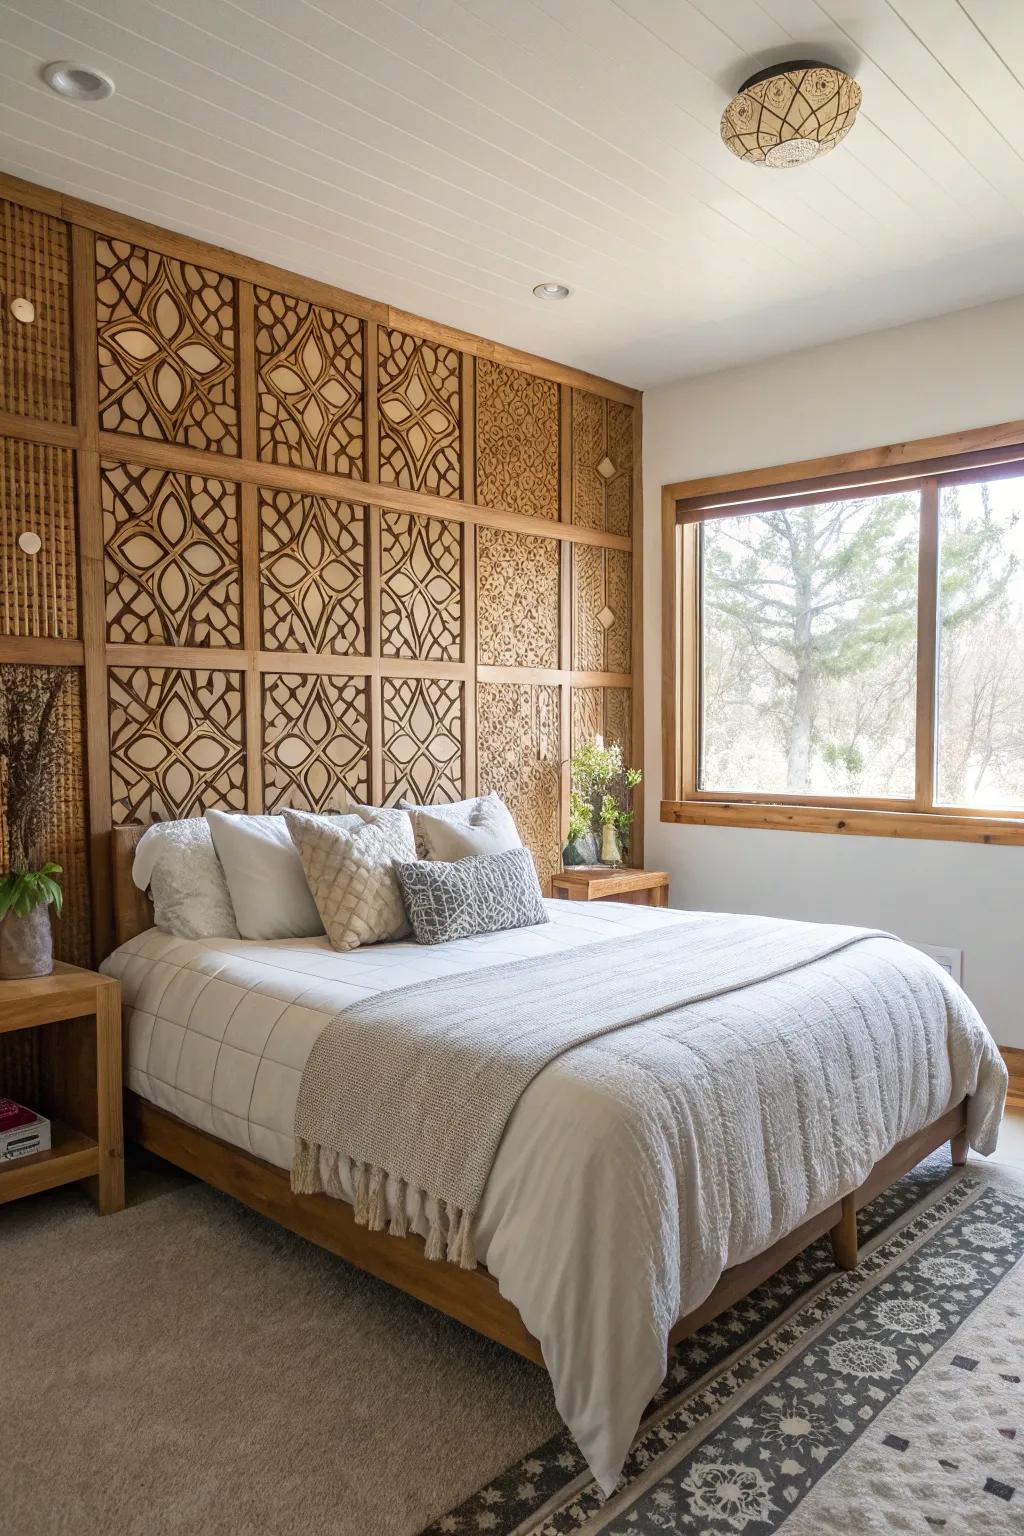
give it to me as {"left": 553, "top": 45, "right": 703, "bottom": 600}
{"left": 0, "top": 665, "right": 70, "bottom": 979}
{"left": 563, "top": 738, "right": 642, "bottom": 869}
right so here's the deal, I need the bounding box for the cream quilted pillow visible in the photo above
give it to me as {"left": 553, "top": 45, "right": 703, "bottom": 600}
{"left": 284, "top": 808, "right": 415, "bottom": 951}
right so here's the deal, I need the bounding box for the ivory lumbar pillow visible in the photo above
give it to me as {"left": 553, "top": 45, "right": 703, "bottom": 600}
{"left": 284, "top": 808, "right": 416, "bottom": 951}
{"left": 132, "top": 818, "right": 239, "bottom": 940}
{"left": 416, "top": 795, "right": 522, "bottom": 861}
{"left": 205, "top": 810, "right": 343, "bottom": 941}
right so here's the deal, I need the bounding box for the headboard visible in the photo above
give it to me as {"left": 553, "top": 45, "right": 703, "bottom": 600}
{"left": 111, "top": 827, "right": 154, "bottom": 951}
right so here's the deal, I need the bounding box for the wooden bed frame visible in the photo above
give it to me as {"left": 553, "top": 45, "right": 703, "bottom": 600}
{"left": 111, "top": 827, "right": 970, "bottom": 1367}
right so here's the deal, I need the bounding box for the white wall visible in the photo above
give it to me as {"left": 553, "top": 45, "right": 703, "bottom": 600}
{"left": 643, "top": 293, "right": 1024, "bottom": 1049}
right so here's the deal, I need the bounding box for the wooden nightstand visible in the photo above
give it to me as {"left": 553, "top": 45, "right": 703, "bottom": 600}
{"left": 0, "top": 964, "right": 124, "bottom": 1214}
{"left": 550, "top": 867, "right": 670, "bottom": 907}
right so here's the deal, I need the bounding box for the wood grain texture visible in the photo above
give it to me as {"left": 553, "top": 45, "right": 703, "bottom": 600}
{"left": 0, "top": 198, "right": 72, "bottom": 423}
{"left": 381, "top": 675, "right": 464, "bottom": 806}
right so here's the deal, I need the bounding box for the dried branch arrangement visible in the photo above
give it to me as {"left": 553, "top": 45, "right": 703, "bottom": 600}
{"left": 0, "top": 664, "right": 72, "bottom": 870}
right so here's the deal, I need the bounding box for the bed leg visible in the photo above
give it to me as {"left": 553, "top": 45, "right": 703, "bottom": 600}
{"left": 950, "top": 1129, "right": 969, "bottom": 1166}
{"left": 830, "top": 1193, "right": 858, "bottom": 1272}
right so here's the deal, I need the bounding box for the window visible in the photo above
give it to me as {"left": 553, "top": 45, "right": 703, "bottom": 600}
{"left": 663, "top": 432, "right": 1024, "bottom": 842}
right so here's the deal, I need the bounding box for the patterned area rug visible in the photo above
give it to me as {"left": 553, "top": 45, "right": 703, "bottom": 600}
{"left": 425, "top": 1159, "right": 1024, "bottom": 1534}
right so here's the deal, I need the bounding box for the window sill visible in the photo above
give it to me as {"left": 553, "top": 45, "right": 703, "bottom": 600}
{"left": 660, "top": 799, "right": 1024, "bottom": 846}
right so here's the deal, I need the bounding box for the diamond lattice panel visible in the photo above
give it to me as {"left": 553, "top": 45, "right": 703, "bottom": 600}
{"left": 260, "top": 489, "right": 366, "bottom": 655}
{"left": 380, "top": 509, "right": 461, "bottom": 661}
{"left": 109, "top": 667, "right": 245, "bottom": 824}
{"left": 254, "top": 286, "right": 363, "bottom": 475}
{"left": 572, "top": 546, "right": 631, "bottom": 673}
{"left": 381, "top": 676, "right": 463, "bottom": 805}
{"left": 475, "top": 359, "right": 558, "bottom": 520}
{"left": 477, "top": 526, "right": 559, "bottom": 668}
{"left": 96, "top": 238, "right": 237, "bottom": 452}
{"left": 102, "top": 462, "right": 240, "bottom": 647}
{"left": 478, "top": 681, "right": 561, "bottom": 893}
{"left": 262, "top": 672, "right": 370, "bottom": 811}
{"left": 378, "top": 329, "right": 461, "bottom": 497}
{"left": 571, "top": 389, "right": 633, "bottom": 535}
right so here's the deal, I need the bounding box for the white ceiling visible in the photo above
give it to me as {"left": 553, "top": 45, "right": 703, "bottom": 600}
{"left": 3, "top": 1, "right": 1024, "bottom": 389}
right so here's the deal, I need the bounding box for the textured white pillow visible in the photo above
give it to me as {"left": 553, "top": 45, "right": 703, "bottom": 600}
{"left": 132, "top": 819, "right": 239, "bottom": 940}
{"left": 417, "top": 795, "right": 523, "bottom": 861}
{"left": 284, "top": 808, "right": 415, "bottom": 951}
{"left": 205, "top": 810, "right": 358, "bottom": 941}
{"left": 398, "top": 792, "right": 521, "bottom": 858}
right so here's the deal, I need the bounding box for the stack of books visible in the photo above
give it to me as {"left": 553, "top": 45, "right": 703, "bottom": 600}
{"left": 0, "top": 1098, "right": 51, "bottom": 1162}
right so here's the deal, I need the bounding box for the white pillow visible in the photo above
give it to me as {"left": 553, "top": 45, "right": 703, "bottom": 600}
{"left": 397, "top": 792, "right": 521, "bottom": 859}
{"left": 205, "top": 810, "right": 358, "bottom": 940}
{"left": 416, "top": 796, "right": 523, "bottom": 861}
{"left": 284, "top": 808, "right": 415, "bottom": 951}
{"left": 132, "top": 819, "right": 239, "bottom": 940}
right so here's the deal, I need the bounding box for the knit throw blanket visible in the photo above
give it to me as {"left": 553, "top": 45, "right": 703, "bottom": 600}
{"left": 292, "top": 915, "right": 889, "bottom": 1268}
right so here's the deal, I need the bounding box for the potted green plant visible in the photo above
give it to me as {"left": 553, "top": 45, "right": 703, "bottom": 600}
{"left": 0, "top": 666, "right": 70, "bottom": 979}
{"left": 563, "top": 739, "right": 642, "bottom": 869}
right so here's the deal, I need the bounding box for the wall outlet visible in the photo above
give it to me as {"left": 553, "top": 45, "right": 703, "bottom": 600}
{"left": 910, "top": 942, "right": 962, "bottom": 985}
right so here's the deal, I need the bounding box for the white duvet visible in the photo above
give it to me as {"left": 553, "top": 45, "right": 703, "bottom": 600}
{"left": 102, "top": 900, "right": 1006, "bottom": 1494}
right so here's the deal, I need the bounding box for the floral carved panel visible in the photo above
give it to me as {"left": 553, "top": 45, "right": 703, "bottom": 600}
{"left": 109, "top": 667, "right": 245, "bottom": 824}
{"left": 381, "top": 677, "right": 463, "bottom": 806}
{"left": 572, "top": 546, "right": 631, "bottom": 674}
{"left": 260, "top": 490, "right": 366, "bottom": 656}
{"left": 478, "top": 682, "right": 561, "bottom": 892}
{"left": 475, "top": 359, "right": 558, "bottom": 520}
{"left": 378, "top": 329, "right": 461, "bottom": 497}
{"left": 102, "top": 462, "right": 240, "bottom": 647}
{"left": 254, "top": 287, "right": 363, "bottom": 475}
{"left": 477, "top": 527, "right": 559, "bottom": 669}
{"left": 96, "top": 239, "right": 237, "bottom": 452}
{"left": 262, "top": 672, "right": 370, "bottom": 811}
{"left": 571, "top": 389, "right": 633, "bottom": 535}
{"left": 380, "top": 510, "right": 461, "bottom": 661}
{"left": 571, "top": 685, "right": 633, "bottom": 767}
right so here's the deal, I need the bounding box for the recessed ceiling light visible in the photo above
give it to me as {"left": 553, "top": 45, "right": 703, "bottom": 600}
{"left": 533, "top": 281, "right": 572, "bottom": 300}
{"left": 42, "top": 61, "right": 116, "bottom": 102}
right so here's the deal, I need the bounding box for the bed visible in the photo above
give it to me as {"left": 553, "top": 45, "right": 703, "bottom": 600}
{"left": 103, "top": 826, "right": 1007, "bottom": 1494}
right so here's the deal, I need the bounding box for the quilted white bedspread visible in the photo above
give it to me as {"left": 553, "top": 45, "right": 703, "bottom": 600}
{"left": 102, "top": 900, "right": 1007, "bottom": 1495}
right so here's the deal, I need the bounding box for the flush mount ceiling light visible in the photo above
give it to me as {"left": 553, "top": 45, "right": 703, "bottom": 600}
{"left": 720, "top": 60, "right": 861, "bottom": 167}
{"left": 533, "top": 281, "right": 572, "bottom": 300}
{"left": 42, "top": 60, "right": 116, "bottom": 102}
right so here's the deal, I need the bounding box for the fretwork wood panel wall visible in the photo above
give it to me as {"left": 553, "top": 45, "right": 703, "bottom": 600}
{"left": 0, "top": 175, "right": 642, "bottom": 959}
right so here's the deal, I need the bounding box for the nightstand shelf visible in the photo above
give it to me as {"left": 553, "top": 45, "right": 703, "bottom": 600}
{"left": 550, "top": 867, "right": 670, "bottom": 906}
{"left": 0, "top": 963, "right": 123, "bottom": 1214}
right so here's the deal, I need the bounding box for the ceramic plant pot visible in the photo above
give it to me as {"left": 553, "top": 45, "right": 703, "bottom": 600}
{"left": 0, "top": 902, "right": 54, "bottom": 979}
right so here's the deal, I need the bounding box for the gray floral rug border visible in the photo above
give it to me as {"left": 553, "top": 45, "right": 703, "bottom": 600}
{"left": 423, "top": 1158, "right": 1022, "bottom": 1534}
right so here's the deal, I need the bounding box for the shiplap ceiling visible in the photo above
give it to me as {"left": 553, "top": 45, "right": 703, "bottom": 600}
{"left": 3, "top": 0, "right": 1024, "bottom": 388}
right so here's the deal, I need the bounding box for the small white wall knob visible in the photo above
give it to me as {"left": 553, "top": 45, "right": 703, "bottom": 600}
{"left": 10, "top": 297, "right": 36, "bottom": 324}
{"left": 18, "top": 531, "right": 42, "bottom": 555}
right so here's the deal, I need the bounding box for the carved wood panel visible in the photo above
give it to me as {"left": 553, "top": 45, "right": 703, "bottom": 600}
{"left": 477, "top": 526, "right": 559, "bottom": 668}
{"left": 102, "top": 462, "right": 240, "bottom": 647}
{"left": 260, "top": 490, "right": 366, "bottom": 655}
{"left": 378, "top": 329, "right": 461, "bottom": 497}
{"left": 96, "top": 238, "right": 237, "bottom": 452}
{"left": 381, "top": 677, "right": 463, "bottom": 806}
{"left": 572, "top": 546, "right": 631, "bottom": 674}
{"left": 0, "top": 667, "right": 91, "bottom": 965}
{"left": 571, "top": 389, "right": 633, "bottom": 535}
{"left": 0, "top": 198, "right": 72, "bottom": 422}
{"left": 109, "top": 667, "right": 245, "bottom": 824}
{"left": 0, "top": 438, "right": 77, "bottom": 639}
{"left": 254, "top": 287, "right": 363, "bottom": 475}
{"left": 572, "top": 685, "right": 633, "bottom": 767}
{"left": 477, "top": 682, "right": 561, "bottom": 892}
{"left": 475, "top": 359, "right": 558, "bottom": 520}
{"left": 380, "top": 510, "right": 461, "bottom": 661}
{"left": 262, "top": 672, "right": 370, "bottom": 812}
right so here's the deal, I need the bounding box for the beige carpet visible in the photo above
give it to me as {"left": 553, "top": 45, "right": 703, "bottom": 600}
{"left": 1, "top": 1155, "right": 560, "bottom": 1536}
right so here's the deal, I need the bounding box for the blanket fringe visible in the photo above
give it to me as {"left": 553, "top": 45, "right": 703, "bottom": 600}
{"left": 290, "top": 1143, "right": 476, "bottom": 1267}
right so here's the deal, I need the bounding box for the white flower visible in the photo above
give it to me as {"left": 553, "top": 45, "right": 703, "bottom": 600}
{"left": 680, "top": 1461, "right": 776, "bottom": 1532}
{"left": 918, "top": 1254, "right": 978, "bottom": 1286}
{"left": 758, "top": 1393, "right": 834, "bottom": 1449}
{"left": 825, "top": 1337, "right": 900, "bottom": 1381}
{"left": 873, "top": 1297, "right": 941, "bottom": 1336}
{"left": 962, "top": 1221, "right": 1012, "bottom": 1248}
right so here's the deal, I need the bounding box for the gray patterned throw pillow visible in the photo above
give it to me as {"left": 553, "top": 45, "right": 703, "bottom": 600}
{"left": 395, "top": 847, "right": 549, "bottom": 945}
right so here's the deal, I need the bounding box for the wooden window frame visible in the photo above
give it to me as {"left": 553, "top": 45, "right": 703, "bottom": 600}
{"left": 661, "top": 417, "right": 1024, "bottom": 845}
